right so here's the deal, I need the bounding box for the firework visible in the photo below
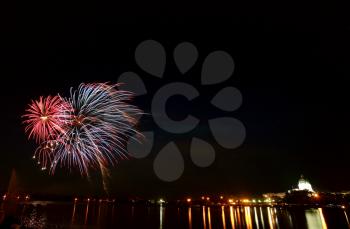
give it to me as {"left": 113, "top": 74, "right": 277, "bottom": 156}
{"left": 23, "top": 96, "right": 70, "bottom": 143}
{"left": 23, "top": 83, "right": 142, "bottom": 178}
{"left": 32, "top": 140, "right": 57, "bottom": 171}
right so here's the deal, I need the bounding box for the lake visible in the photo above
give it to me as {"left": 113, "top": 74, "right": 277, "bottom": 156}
{"left": 1, "top": 202, "right": 350, "bottom": 228}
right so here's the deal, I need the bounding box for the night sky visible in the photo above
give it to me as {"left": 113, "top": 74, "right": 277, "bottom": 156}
{"left": 1, "top": 3, "right": 350, "bottom": 198}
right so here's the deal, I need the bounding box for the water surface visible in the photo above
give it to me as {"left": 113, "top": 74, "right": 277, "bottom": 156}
{"left": 2, "top": 202, "right": 350, "bottom": 228}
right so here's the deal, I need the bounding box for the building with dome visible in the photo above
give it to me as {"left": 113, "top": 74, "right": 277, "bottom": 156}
{"left": 297, "top": 175, "right": 314, "bottom": 192}
{"left": 263, "top": 175, "right": 315, "bottom": 199}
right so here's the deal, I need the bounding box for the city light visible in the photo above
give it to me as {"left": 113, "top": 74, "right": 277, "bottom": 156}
{"left": 0, "top": 175, "right": 345, "bottom": 226}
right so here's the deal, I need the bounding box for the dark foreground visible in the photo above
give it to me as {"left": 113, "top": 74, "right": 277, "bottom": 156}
{"left": 1, "top": 202, "right": 350, "bottom": 228}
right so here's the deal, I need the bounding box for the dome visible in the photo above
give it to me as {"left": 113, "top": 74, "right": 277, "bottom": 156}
{"left": 298, "top": 175, "right": 314, "bottom": 192}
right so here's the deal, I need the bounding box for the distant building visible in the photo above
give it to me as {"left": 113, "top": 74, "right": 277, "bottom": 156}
{"left": 295, "top": 175, "right": 314, "bottom": 192}
{"left": 263, "top": 175, "right": 315, "bottom": 199}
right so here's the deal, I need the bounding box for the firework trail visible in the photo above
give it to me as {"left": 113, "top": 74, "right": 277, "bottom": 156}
{"left": 33, "top": 140, "right": 59, "bottom": 171}
{"left": 23, "top": 83, "right": 143, "bottom": 193}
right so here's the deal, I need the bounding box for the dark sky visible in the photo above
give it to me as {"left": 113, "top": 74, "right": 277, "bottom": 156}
{"left": 1, "top": 2, "right": 350, "bottom": 198}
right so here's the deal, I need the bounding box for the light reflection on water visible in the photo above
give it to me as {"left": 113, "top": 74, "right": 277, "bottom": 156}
{"left": 259, "top": 206, "right": 265, "bottom": 227}
{"left": 159, "top": 204, "right": 164, "bottom": 229}
{"left": 22, "top": 207, "right": 47, "bottom": 229}
{"left": 253, "top": 207, "right": 259, "bottom": 229}
{"left": 1, "top": 202, "right": 350, "bottom": 228}
{"left": 202, "top": 206, "right": 206, "bottom": 229}
{"left": 345, "top": 210, "right": 350, "bottom": 226}
{"left": 71, "top": 201, "right": 76, "bottom": 224}
{"left": 305, "top": 208, "right": 328, "bottom": 229}
{"left": 84, "top": 201, "right": 89, "bottom": 225}
{"left": 207, "top": 207, "right": 212, "bottom": 229}
{"left": 188, "top": 207, "right": 192, "bottom": 229}
{"left": 245, "top": 206, "right": 253, "bottom": 229}
{"left": 229, "top": 206, "right": 235, "bottom": 228}
{"left": 221, "top": 206, "right": 226, "bottom": 229}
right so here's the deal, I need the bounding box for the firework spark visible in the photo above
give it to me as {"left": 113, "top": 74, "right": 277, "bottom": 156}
{"left": 23, "top": 96, "right": 70, "bottom": 143}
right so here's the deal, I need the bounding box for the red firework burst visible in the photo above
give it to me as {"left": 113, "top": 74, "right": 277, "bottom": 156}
{"left": 22, "top": 95, "right": 70, "bottom": 143}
